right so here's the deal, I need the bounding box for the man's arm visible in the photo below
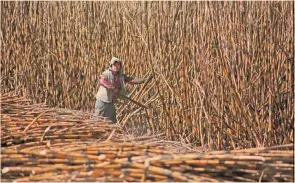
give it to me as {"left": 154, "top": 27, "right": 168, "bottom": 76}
{"left": 124, "top": 75, "right": 146, "bottom": 84}
{"left": 99, "top": 72, "right": 116, "bottom": 89}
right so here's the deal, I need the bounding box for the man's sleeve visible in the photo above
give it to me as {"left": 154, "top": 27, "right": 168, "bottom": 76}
{"left": 124, "top": 75, "right": 146, "bottom": 84}
{"left": 99, "top": 71, "right": 115, "bottom": 89}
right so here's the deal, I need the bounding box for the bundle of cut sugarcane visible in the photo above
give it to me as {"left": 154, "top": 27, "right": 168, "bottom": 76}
{"left": 1, "top": 142, "right": 172, "bottom": 182}
{"left": 1, "top": 92, "right": 99, "bottom": 120}
{"left": 2, "top": 142, "right": 293, "bottom": 182}
{"left": 1, "top": 114, "right": 116, "bottom": 146}
{"left": 1, "top": 92, "right": 117, "bottom": 146}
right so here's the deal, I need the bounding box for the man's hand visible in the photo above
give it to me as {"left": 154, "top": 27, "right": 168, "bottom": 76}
{"left": 141, "top": 78, "right": 148, "bottom": 83}
{"left": 140, "top": 77, "right": 151, "bottom": 83}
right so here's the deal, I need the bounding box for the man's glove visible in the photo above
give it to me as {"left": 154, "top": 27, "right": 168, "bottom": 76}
{"left": 141, "top": 76, "right": 153, "bottom": 83}
{"left": 140, "top": 78, "right": 148, "bottom": 83}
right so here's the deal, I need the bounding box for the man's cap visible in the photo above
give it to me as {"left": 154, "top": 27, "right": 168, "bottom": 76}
{"left": 110, "top": 57, "right": 121, "bottom": 65}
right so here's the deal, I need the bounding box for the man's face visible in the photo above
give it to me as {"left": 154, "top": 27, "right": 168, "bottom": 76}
{"left": 112, "top": 62, "right": 121, "bottom": 72}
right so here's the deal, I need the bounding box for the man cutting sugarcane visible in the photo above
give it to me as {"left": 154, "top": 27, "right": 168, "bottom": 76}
{"left": 92, "top": 57, "right": 147, "bottom": 123}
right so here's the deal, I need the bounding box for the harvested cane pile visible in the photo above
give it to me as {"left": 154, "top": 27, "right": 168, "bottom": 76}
{"left": 1, "top": 92, "right": 294, "bottom": 182}
{"left": 1, "top": 91, "right": 117, "bottom": 147}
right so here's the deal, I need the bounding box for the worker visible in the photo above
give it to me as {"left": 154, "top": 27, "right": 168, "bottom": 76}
{"left": 93, "top": 57, "right": 146, "bottom": 123}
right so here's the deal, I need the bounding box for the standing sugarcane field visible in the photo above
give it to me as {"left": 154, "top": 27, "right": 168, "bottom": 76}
{"left": 1, "top": 1, "right": 294, "bottom": 182}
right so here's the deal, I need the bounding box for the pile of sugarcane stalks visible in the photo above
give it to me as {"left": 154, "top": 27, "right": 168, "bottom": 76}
{"left": 2, "top": 142, "right": 293, "bottom": 182}
{"left": 1, "top": 91, "right": 118, "bottom": 146}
